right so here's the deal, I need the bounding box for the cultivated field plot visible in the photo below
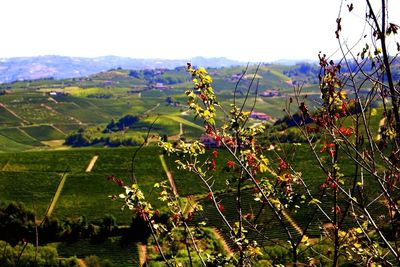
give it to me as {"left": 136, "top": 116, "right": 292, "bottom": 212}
{"left": 12, "top": 103, "right": 71, "bottom": 124}
{"left": 0, "top": 107, "right": 23, "bottom": 126}
{"left": 0, "top": 147, "right": 167, "bottom": 224}
{"left": 0, "top": 171, "right": 61, "bottom": 218}
{"left": 22, "top": 125, "right": 66, "bottom": 141}
{"left": 0, "top": 135, "right": 33, "bottom": 152}
{"left": 0, "top": 142, "right": 384, "bottom": 239}
{"left": 0, "top": 149, "right": 92, "bottom": 172}
{"left": 0, "top": 128, "right": 43, "bottom": 146}
{"left": 52, "top": 123, "right": 83, "bottom": 135}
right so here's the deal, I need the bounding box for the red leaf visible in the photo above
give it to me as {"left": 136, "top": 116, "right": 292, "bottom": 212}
{"left": 227, "top": 160, "right": 235, "bottom": 169}
{"left": 212, "top": 150, "right": 218, "bottom": 158}
{"left": 218, "top": 203, "right": 225, "bottom": 213}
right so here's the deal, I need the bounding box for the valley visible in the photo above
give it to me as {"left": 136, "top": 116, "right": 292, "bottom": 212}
{"left": 0, "top": 61, "right": 391, "bottom": 266}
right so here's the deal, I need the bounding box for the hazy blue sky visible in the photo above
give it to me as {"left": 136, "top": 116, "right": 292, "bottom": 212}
{"left": 0, "top": 0, "right": 399, "bottom": 62}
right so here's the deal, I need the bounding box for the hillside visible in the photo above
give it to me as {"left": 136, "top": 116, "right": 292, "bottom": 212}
{"left": 0, "top": 59, "right": 397, "bottom": 266}
{"left": 0, "top": 65, "right": 287, "bottom": 151}
{"left": 3, "top": 57, "right": 395, "bottom": 152}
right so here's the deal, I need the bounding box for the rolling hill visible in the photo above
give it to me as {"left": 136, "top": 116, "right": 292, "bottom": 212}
{"left": 0, "top": 55, "right": 246, "bottom": 83}
{"left": 0, "top": 61, "right": 327, "bottom": 152}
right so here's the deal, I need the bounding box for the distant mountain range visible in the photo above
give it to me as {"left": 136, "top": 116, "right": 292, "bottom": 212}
{"left": 0, "top": 55, "right": 247, "bottom": 83}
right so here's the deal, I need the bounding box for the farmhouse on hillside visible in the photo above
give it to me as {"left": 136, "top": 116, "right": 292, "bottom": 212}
{"left": 153, "top": 82, "right": 169, "bottom": 90}
{"left": 250, "top": 112, "right": 270, "bottom": 120}
{"left": 261, "top": 89, "right": 281, "bottom": 97}
{"left": 47, "top": 89, "right": 69, "bottom": 96}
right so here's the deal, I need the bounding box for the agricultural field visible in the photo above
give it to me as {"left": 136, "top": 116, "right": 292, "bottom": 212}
{"left": 0, "top": 134, "right": 33, "bottom": 152}
{"left": 1, "top": 63, "right": 390, "bottom": 265}
{"left": 0, "top": 64, "right": 304, "bottom": 152}
{"left": 0, "top": 142, "right": 381, "bottom": 222}
{"left": 0, "top": 127, "right": 44, "bottom": 146}
{"left": 0, "top": 144, "right": 266, "bottom": 222}
{"left": 21, "top": 125, "right": 66, "bottom": 141}
{"left": 0, "top": 146, "right": 232, "bottom": 223}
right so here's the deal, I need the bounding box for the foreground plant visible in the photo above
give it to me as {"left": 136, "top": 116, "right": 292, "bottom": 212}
{"left": 115, "top": 1, "right": 400, "bottom": 266}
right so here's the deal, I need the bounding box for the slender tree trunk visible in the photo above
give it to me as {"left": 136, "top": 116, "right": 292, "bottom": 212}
{"left": 332, "top": 144, "right": 340, "bottom": 267}
{"left": 236, "top": 132, "right": 244, "bottom": 267}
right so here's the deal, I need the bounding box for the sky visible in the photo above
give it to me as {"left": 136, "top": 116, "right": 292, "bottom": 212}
{"left": 0, "top": 0, "right": 399, "bottom": 62}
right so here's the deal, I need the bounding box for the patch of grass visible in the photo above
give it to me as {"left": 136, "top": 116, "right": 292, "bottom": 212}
{"left": 0, "top": 127, "right": 43, "bottom": 146}
{"left": 161, "top": 115, "right": 203, "bottom": 130}
{"left": 21, "top": 125, "right": 66, "bottom": 141}
{"left": 0, "top": 134, "right": 33, "bottom": 152}
{"left": 0, "top": 107, "right": 22, "bottom": 126}
{"left": 0, "top": 171, "right": 61, "bottom": 218}
{"left": 0, "top": 149, "right": 92, "bottom": 172}
{"left": 52, "top": 172, "right": 134, "bottom": 223}
{"left": 52, "top": 124, "right": 82, "bottom": 135}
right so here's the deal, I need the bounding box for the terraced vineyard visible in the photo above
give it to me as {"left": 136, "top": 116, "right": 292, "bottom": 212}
{"left": 0, "top": 65, "right": 303, "bottom": 154}
{"left": 0, "top": 146, "right": 229, "bottom": 224}
{"left": 0, "top": 127, "right": 44, "bottom": 146}
{"left": 2, "top": 64, "right": 388, "bottom": 264}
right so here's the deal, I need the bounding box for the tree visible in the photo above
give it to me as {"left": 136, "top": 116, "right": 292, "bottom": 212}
{"left": 101, "top": 214, "right": 116, "bottom": 235}
{"left": 0, "top": 240, "right": 79, "bottom": 267}
{"left": 0, "top": 202, "right": 36, "bottom": 245}
{"left": 113, "top": 1, "right": 400, "bottom": 266}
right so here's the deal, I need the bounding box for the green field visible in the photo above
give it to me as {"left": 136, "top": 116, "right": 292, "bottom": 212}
{"left": 0, "top": 142, "right": 380, "bottom": 224}
{"left": 0, "top": 60, "right": 395, "bottom": 266}
{"left": 0, "top": 64, "right": 300, "bottom": 152}
{"left": 0, "top": 127, "right": 43, "bottom": 146}
{"left": 0, "top": 146, "right": 180, "bottom": 223}
{"left": 21, "top": 125, "right": 66, "bottom": 141}
{"left": 0, "top": 134, "right": 34, "bottom": 152}
{"left": 0, "top": 107, "right": 23, "bottom": 126}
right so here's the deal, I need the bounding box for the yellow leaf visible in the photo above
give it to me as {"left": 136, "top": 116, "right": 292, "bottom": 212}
{"left": 354, "top": 227, "right": 363, "bottom": 234}
{"left": 301, "top": 235, "right": 309, "bottom": 243}
{"left": 259, "top": 163, "right": 268, "bottom": 173}
{"left": 308, "top": 198, "right": 321, "bottom": 206}
{"left": 198, "top": 67, "right": 207, "bottom": 74}
{"left": 339, "top": 90, "right": 347, "bottom": 99}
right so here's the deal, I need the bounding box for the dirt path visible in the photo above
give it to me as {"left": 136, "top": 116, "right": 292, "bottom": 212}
{"left": 0, "top": 102, "right": 29, "bottom": 124}
{"left": 281, "top": 209, "right": 303, "bottom": 236}
{"left": 40, "top": 103, "right": 60, "bottom": 114}
{"left": 85, "top": 155, "right": 99, "bottom": 172}
{"left": 17, "top": 127, "right": 39, "bottom": 142}
{"left": 77, "top": 259, "right": 87, "bottom": 267}
{"left": 50, "top": 124, "right": 67, "bottom": 135}
{"left": 212, "top": 228, "right": 233, "bottom": 254}
{"left": 138, "top": 244, "right": 147, "bottom": 266}
{"left": 180, "top": 122, "right": 183, "bottom": 136}
{"left": 144, "top": 103, "right": 160, "bottom": 114}
{"left": 48, "top": 97, "right": 59, "bottom": 104}
{"left": 1, "top": 159, "right": 10, "bottom": 171}
{"left": 159, "top": 154, "right": 178, "bottom": 196}
{"left": 46, "top": 173, "right": 68, "bottom": 216}
{"left": 70, "top": 116, "right": 83, "bottom": 125}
